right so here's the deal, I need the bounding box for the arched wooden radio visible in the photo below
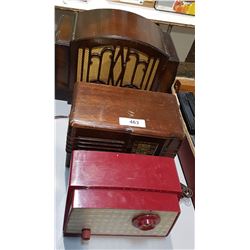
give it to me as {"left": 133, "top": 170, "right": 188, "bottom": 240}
{"left": 55, "top": 7, "right": 179, "bottom": 101}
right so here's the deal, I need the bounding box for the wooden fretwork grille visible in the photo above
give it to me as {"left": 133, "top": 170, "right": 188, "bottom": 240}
{"left": 76, "top": 46, "right": 159, "bottom": 90}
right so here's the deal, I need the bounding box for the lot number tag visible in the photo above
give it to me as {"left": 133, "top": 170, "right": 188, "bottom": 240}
{"left": 119, "top": 117, "right": 146, "bottom": 128}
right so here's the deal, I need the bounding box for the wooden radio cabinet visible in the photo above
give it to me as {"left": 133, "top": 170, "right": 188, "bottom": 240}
{"left": 63, "top": 150, "right": 182, "bottom": 239}
{"left": 65, "top": 82, "right": 185, "bottom": 167}
{"left": 55, "top": 7, "right": 179, "bottom": 101}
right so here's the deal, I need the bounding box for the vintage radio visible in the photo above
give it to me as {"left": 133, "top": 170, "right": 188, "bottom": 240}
{"left": 55, "top": 7, "right": 179, "bottom": 101}
{"left": 65, "top": 82, "right": 185, "bottom": 167}
{"left": 63, "top": 150, "right": 182, "bottom": 239}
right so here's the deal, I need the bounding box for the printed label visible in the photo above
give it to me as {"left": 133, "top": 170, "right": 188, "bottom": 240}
{"left": 119, "top": 117, "right": 146, "bottom": 128}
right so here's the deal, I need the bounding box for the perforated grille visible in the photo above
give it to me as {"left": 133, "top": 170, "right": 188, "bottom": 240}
{"left": 66, "top": 208, "right": 178, "bottom": 236}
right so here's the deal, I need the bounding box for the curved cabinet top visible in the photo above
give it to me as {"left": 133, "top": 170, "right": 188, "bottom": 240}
{"left": 55, "top": 7, "right": 179, "bottom": 97}
{"left": 74, "top": 9, "right": 165, "bottom": 53}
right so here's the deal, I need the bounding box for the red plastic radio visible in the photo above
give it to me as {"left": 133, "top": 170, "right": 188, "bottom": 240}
{"left": 63, "top": 150, "right": 182, "bottom": 240}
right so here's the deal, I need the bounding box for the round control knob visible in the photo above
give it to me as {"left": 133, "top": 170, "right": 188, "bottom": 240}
{"left": 132, "top": 214, "right": 160, "bottom": 231}
{"left": 81, "top": 228, "right": 91, "bottom": 240}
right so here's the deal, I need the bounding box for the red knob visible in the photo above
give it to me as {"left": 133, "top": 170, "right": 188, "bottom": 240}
{"left": 132, "top": 214, "right": 160, "bottom": 231}
{"left": 81, "top": 228, "right": 91, "bottom": 240}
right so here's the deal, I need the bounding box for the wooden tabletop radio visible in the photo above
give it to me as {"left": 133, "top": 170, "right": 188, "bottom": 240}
{"left": 55, "top": 8, "right": 179, "bottom": 101}
{"left": 65, "top": 82, "right": 185, "bottom": 167}
{"left": 63, "top": 150, "right": 182, "bottom": 240}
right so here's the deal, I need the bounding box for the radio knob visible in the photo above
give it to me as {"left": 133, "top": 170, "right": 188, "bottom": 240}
{"left": 132, "top": 214, "right": 160, "bottom": 231}
{"left": 81, "top": 228, "right": 91, "bottom": 240}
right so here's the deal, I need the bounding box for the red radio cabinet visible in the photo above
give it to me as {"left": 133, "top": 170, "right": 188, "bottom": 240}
{"left": 63, "top": 150, "right": 182, "bottom": 239}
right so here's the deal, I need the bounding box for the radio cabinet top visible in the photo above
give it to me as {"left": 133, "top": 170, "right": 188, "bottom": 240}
{"left": 69, "top": 82, "right": 185, "bottom": 140}
{"left": 55, "top": 8, "right": 176, "bottom": 57}
{"left": 69, "top": 150, "right": 182, "bottom": 194}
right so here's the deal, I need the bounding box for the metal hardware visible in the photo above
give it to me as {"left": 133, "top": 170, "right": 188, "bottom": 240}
{"left": 180, "top": 183, "right": 193, "bottom": 198}
{"left": 55, "top": 115, "right": 69, "bottom": 119}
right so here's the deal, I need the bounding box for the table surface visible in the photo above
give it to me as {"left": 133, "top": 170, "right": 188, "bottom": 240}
{"left": 54, "top": 0, "right": 195, "bottom": 27}
{"left": 55, "top": 100, "right": 194, "bottom": 250}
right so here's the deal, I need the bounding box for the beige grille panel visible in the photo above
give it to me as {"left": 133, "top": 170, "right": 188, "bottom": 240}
{"left": 76, "top": 49, "right": 83, "bottom": 82}
{"left": 100, "top": 49, "right": 112, "bottom": 83}
{"left": 76, "top": 46, "right": 159, "bottom": 90}
{"left": 66, "top": 208, "right": 178, "bottom": 236}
